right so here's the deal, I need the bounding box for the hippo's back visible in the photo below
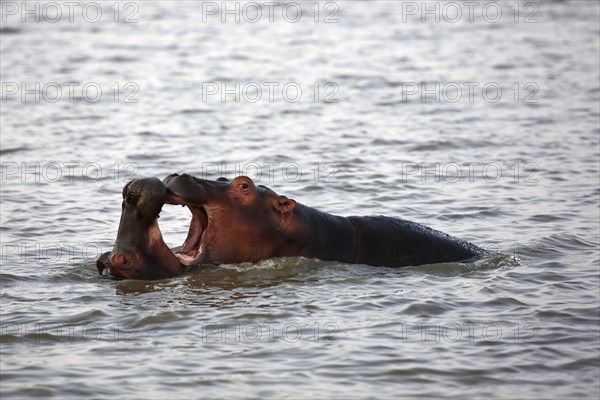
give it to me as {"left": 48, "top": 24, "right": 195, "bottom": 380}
{"left": 348, "top": 216, "right": 483, "bottom": 268}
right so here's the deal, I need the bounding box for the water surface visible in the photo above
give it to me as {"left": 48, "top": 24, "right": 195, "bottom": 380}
{"left": 1, "top": 1, "right": 599, "bottom": 398}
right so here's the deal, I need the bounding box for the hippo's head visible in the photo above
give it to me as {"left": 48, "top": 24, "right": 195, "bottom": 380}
{"left": 97, "top": 174, "right": 302, "bottom": 280}
{"left": 97, "top": 177, "right": 184, "bottom": 280}
{"left": 163, "top": 173, "right": 300, "bottom": 266}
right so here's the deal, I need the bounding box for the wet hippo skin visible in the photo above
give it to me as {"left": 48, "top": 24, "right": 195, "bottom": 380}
{"left": 98, "top": 173, "right": 484, "bottom": 279}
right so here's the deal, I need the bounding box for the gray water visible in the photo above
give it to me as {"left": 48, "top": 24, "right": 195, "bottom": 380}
{"left": 1, "top": 1, "right": 599, "bottom": 398}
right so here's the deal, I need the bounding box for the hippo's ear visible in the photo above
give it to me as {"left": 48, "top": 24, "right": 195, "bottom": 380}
{"left": 273, "top": 196, "right": 296, "bottom": 213}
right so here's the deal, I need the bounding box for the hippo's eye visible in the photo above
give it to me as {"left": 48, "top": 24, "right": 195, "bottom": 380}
{"left": 239, "top": 183, "right": 250, "bottom": 191}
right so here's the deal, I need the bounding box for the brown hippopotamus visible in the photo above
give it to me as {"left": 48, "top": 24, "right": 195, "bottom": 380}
{"left": 97, "top": 173, "right": 484, "bottom": 279}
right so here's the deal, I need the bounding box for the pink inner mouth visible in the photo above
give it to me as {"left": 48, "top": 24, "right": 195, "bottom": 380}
{"left": 174, "top": 205, "right": 208, "bottom": 265}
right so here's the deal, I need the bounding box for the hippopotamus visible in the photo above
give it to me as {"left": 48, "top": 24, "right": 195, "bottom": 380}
{"left": 97, "top": 173, "right": 484, "bottom": 279}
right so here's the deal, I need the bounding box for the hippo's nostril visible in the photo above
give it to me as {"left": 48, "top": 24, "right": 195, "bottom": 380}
{"left": 120, "top": 256, "right": 131, "bottom": 269}
{"left": 110, "top": 252, "right": 132, "bottom": 270}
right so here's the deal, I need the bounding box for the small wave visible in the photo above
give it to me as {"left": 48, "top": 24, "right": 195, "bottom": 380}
{"left": 183, "top": 257, "right": 324, "bottom": 286}
{"left": 409, "top": 137, "right": 497, "bottom": 151}
{"left": 374, "top": 99, "right": 406, "bottom": 107}
{"left": 115, "top": 279, "right": 177, "bottom": 295}
{"left": 281, "top": 109, "right": 315, "bottom": 115}
{"left": 0, "top": 26, "right": 20, "bottom": 34}
{"left": 493, "top": 63, "right": 516, "bottom": 70}
{"left": 415, "top": 253, "right": 518, "bottom": 276}
{"left": 527, "top": 214, "right": 569, "bottom": 222}
{"left": 0, "top": 272, "right": 40, "bottom": 285}
{"left": 0, "top": 146, "right": 27, "bottom": 155}
{"left": 528, "top": 233, "right": 598, "bottom": 259}
{"left": 371, "top": 138, "right": 410, "bottom": 146}
{"left": 481, "top": 296, "right": 529, "bottom": 307}
{"left": 105, "top": 55, "right": 137, "bottom": 63}
{"left": 409, "top": 139, "right": 458, "bottom": 151}
{"left": 401, "top": 300, "right": 453, "bottom": 316}
{"left": 54, "top": 114, "right": 104, "bottom": 121}
{"left": 49, "top": 267, "right": 97, "bottom": 283}
{"left": 177, "top": 109, "right": 214, "bottom": 115}
{"left": 437, "top": 208, "right": 504, "bottom": 220}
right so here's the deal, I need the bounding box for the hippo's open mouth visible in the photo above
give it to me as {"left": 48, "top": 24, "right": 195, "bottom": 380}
{"left": 161, "top": 173, "right": 217, "bottom": 266}
{"left": 98, "top": 174, "right": 231, "bottom": 279}
{"left": 173, "top": 204, "right": 209, "bottom": 265}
